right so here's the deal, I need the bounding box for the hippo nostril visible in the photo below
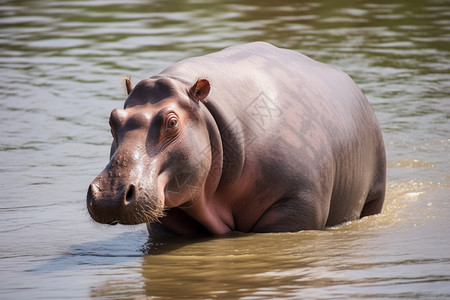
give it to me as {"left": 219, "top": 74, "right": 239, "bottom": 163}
{"left": 87, "top": 183, "right": 98, "bottom": 206}
{"left": 124, "top": 184, "right": 136, "bottom": 204}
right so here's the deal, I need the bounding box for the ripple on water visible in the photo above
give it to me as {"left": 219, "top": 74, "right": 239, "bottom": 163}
{"left": 0, "top": 0, "right": 449, "bottom": 299}
{"left": 388, "top": 159, "right": 436, "bottom": 168}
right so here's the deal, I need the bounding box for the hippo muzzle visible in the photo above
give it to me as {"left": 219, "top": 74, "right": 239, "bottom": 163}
{"left": 86, "top": 105, "right": 167, "bottom": 226}
{"left": 86, "top": 152, "right": 166, "bottom": 225}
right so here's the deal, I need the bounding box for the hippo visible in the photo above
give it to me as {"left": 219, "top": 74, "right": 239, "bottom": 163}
{"left": 86, "top": 42, "right": 386, "bottom": 235}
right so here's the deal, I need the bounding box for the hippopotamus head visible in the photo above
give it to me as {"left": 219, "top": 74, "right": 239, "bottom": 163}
{"left": 86, "top": 76, "right": 214, "bottom": 225}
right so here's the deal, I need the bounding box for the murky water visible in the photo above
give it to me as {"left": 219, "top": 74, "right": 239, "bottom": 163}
{"left": 1, "top": 0, "right": 449, "bottom": 299}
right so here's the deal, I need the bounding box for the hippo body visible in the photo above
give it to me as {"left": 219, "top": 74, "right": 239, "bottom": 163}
{"left": 87, "top": 42, "right": 386, "bottom": 235}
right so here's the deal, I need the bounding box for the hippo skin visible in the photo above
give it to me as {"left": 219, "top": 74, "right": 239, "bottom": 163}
{"left": 87, "top": 42, "right": 386, "bottom": 235}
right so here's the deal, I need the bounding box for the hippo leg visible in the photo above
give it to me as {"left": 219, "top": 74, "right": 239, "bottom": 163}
{"left": 157, "top": 208, "right": 208, "bottom": 235}
{"left": 251, "top": 195, "right": 327, "bottom": 233}
{"left": 360, "top": 183, "right": 385, "bottom": 218}
{"left": 360, "top": 154, "right": 386, "bottom": 218}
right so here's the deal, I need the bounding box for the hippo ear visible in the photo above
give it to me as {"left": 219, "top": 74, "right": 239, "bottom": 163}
{"left": 123, "top": 75, "right": 135, "bottom": 95}
{"left": 189, "top": 79, "right": 210, "bottom": 103}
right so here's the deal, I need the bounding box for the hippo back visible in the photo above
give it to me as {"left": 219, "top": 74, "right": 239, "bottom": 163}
{"left": 160, "top": 42, "right": 385, "bottom": 226}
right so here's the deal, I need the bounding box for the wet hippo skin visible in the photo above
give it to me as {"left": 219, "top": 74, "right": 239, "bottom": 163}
{"left": 87, "top": 42, "right": 386, "bottom": 235}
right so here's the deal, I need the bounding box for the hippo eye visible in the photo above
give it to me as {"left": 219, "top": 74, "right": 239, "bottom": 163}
{"left": 166, "top": 114, "right": 178, "bottom": 131}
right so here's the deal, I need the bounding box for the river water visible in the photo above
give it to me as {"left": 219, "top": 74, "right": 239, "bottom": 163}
{"left": 0, "top": 0, "right": 449, "bottom": 299}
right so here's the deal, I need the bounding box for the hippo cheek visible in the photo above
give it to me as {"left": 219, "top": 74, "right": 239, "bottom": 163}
{"left": 86, "top": 169, "right": 166, "bottom": 225}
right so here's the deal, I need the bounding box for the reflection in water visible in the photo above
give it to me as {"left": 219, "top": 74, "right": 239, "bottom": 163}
{"left": 87, "top": 180, "right": 450, "bottom": 299}
{"left": 0, "top": 0, "right": 449, "bottom": 299}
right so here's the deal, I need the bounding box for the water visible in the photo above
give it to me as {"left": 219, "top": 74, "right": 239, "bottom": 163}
{"left": 0, "top": 0, "right": 449, "bottom": 299}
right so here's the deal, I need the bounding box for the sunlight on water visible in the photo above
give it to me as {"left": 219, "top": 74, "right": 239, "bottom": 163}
{"left": 388, "top": 159, "right": 436, "bottom": 168}
{"left": 331, "top": 179, "right": 449, "bottom": 233}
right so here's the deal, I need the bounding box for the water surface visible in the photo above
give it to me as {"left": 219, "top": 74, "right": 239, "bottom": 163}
{"left": 0, "top": 0, "right": 449, "bottom": 299}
